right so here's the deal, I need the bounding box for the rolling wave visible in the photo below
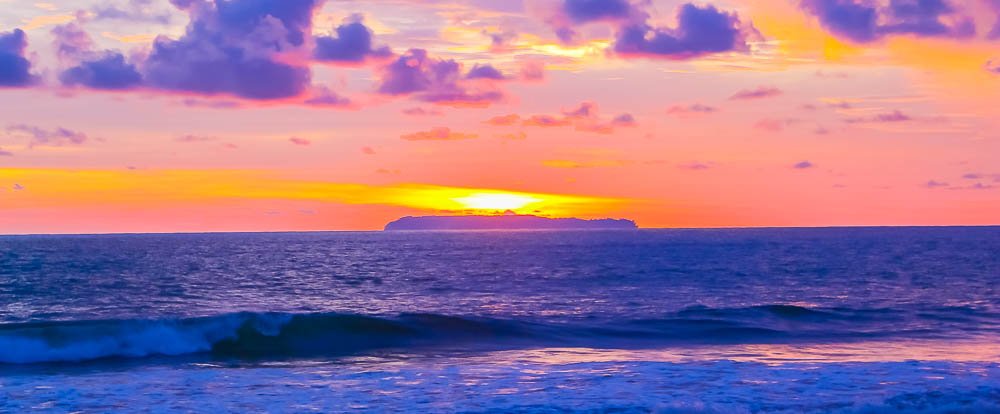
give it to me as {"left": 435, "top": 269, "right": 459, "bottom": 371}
{"left": 1, "top": 305, "right": 996, "bottom": 364}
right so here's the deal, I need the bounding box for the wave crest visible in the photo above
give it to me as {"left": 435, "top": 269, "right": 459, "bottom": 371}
{"left": 1, "top": 304, "right": 995, "bottom": 365}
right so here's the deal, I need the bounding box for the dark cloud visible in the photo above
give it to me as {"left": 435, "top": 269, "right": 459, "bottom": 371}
{"left": 551, "top": 0, "right": 638, "bottom": 42}
{"left": 0, "top": 29, "right": 35, "bottom": 87}
{"left": 730, "top": 86, "right": 783, "bottom": 100}
{"left": 800, "top": 0, "right": 879, "bottom": 42}
{"left": 800, "top": 0, "right": 975, "bottom": 43}
{"left": 614, "top": 4, "right": 751, "bottom": 59}
{"left": 377, "top": 49, "right": 504, "bottom": 107}
{"left": 563, "top": 0, "right": 636, "bottom": 23}
{"left": 53, "top": 23, "right": 144, "bottom": 90}
{"left": 6, "top": 124, "right": 88, "bottom": 147}
{"left": 314, "top": 16, "right": 391, "bottom": 63}
{"left": 466, "top": 64, "right": 506, "bottom": 80}
{"left": 61, "top": 53, "right": 144, "bottom": 90}
{"left": 142, "top": 0, "right": 318, "bottom": 100}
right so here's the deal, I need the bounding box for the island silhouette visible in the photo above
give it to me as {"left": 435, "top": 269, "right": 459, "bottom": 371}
{"left": 384, "top": 212, "right": 638, "bottom": 231}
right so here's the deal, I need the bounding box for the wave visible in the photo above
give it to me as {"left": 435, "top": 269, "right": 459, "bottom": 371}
{"left": 1, "top": 305, "right": 996, "bottom": 365}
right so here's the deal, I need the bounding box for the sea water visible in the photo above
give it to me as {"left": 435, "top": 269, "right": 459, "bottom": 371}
{"left": 1, "top": 228, "right": 998, "bottom": 412}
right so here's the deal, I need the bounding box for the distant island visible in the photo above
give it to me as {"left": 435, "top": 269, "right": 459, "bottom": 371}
{"left": 384, "top": 214, "right": 638, "bottom": 231}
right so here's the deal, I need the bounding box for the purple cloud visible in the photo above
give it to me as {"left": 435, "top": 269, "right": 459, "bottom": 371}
{"left": 844, "top": 110, "right": 912, "bottom": 123}
{"left": 793, "top": 160, "right": 815, "bottom": 169}
{"left": 924, "top": 179, "right": 949, "bottom": 188}
{"left": 730, "top": 86, "right": 783, "bottom": 100}
{"left": 563, "top": 101, "right": 597, "bottom": 119}
{"left": 564, "top": 0, "right": 635, "bottom": 22}
{"left": 377, "top": 49, "right": 504, "bottom": 107}
{"left": 466, "top": 64, "right": 506, "bottom": 80}
{"left": 667, "top": 103, "right": 717, "bottom": 115}
{"left": 611, "top": 113, "right": 636, "bottom": 127}
{"left": 61, "top": 53, "right": 144, "bottom": 90}
{"left": 303, "top": 86, "right": 352, "bottom": 107}
{"left": 52, "top": 23, "right": 144, "bottom": 90}
{"left": 142, "top": 0, "right": 318, "bottom": 100}
{"left": 314, "top": 16, "right": 391, "bottom": 63}
{"left": 91, "top": 0, "right": 173, "bottom": 24}
{"left": 679, "top": 162, "right": 713, "bottom": 170}
{"left": 801, "top": 0, "right": 975, "bottom": 43}
{"left": 523, "top": 114, "right": 571, "bottom": 127}
{"left": 6, "top": 124, "right": 88, "bottom": 147}
{"left": 613, "top": 4, "right": 751, "bottom": 59}
{"left": 987, "top": 60, "right": 1000, "bottom": 74}
{"left": 0, "top": 147, "right": 12, "bottom": 156}
{"left": 0, "top": 29, "right": 35, "bottom": 87}
{"left": 52, "top": 23, "right": 93, "bottom": 60}
{"left": 402, "top": 107, "right": 443, "bottom": 116}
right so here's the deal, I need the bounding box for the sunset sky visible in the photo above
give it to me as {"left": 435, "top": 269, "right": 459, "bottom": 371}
{"left": 1, "top": 0, "right": 999, "bottom": 233}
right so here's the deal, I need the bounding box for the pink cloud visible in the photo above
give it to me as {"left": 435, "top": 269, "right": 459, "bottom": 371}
{"left": 400, "top": 127, "right": 478, "bottom": 141}
{"left": 730, "top": 86, "right": 783, "bottom": 100}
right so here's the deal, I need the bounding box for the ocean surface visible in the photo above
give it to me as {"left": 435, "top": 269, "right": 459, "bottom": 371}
{"left": 1, "top": 227, "right": 998, "bottom": 413}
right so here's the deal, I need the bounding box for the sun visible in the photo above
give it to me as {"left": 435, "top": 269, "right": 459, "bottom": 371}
{"left": 452, "top": 192, "right": 542, "bottom": 211}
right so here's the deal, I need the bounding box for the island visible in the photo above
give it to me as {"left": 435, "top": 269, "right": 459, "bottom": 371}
{"left": 383, "top": 214, "right": 638, "bottom": 231}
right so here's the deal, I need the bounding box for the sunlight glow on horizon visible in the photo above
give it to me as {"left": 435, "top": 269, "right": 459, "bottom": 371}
{"left": 453, "top": 193, "right": 542, "bottom": 212}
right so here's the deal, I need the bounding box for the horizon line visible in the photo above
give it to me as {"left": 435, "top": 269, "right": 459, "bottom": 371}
{"left": 2, "top": 223, "right": 998, "bottom": 237}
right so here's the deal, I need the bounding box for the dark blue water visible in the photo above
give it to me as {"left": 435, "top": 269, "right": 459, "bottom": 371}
{"left": 1, "top": 228, "right": 998, "bottom": 412}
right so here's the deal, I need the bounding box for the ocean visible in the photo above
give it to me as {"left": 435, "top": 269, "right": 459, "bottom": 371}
{"left": 1, "top": 227, "right": 998, "bottom": 413}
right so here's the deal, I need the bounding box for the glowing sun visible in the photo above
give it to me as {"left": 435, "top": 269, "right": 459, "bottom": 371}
{"left": 452, "top": 193, "right": 542, "bottom": 211}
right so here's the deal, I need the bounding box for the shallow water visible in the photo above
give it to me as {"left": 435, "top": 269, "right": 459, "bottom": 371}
{"left": 1, "top": 228, "right": 998, "bottom": 412}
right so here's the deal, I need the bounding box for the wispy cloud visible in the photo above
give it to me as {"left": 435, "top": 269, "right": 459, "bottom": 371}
{"left": 6, "top": 124, "right": 88, "bottom": 147}
{"left": 401, "top": 127, "right": 478, "bottom": 141}
{"left": 730, "top": 86, "right": 783, "bottom": 100}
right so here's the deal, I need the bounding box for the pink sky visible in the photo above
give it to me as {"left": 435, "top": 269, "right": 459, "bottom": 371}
{"left": 1, "top": 0, "right": 999, "bottom": 233}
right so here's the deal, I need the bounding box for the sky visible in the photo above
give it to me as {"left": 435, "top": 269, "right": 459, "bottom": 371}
{"left": 1, "top": 0, "right": 999, "bottom": 233}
